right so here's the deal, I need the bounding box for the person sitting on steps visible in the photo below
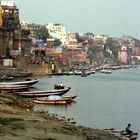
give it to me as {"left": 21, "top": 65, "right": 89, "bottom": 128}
{"left": 125, "top": 123, "right": 133, "bottom": 135}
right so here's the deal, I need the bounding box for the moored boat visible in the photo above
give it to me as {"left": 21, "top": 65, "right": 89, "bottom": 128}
{"left": 100, "top": 69, "right": 112, "bottom": 74}
{"left": 34, "top": 95, "right": 72, "bottom": 105}
{"left": 63, "top": 71, "right": 74, "bottom": 75}
{"left": 62, "top": 95, "right": 78, "bottom": 100}
{"left": 104, "top": 128, "right": 138, "bottom": 140}
{"left": 14, "top": 87, "right": 71, "bottom": 98}
{"left": 0, "top": 84, "right": 28, "bottom": 91}
{"left": 81, "top": 71, "right": 88, "bottom": 77}
{"left": 89, "top": 68, "right": 96, "bottom": 74}
{"left": 13, "top": 72, "right": 32, "bottom": 77}
{"left": 54, "top": 82, "right": 65, "bottom": 89}
{"left": 0, "top": 79, "right": 38, "bottom": 86}
{"left": 0, "top": 75, "right": 14, "bottom": 80}
{"left": 35, "top": 95, "right": 77, "bottom": 102}
{"left": 33, "top": 99, "right": 69, "bottom": 105}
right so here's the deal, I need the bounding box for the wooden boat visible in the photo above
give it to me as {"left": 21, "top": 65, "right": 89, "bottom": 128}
{"left": 62, "top": 95, "right": 78, "bottom": 100}
{"left": 63, "top": 71, "right": 74, "bottom": 75}
{"left": 33, "top": 99, "right": 70, "bottom": 105}
{"left": 34, "top": 95, "right": 77, "bottom": 102}
{"left": 100, "top": 69, "right": 112, "bottom": 74}
{"left": 89, "top": 68, "right": 96, "bottom": 74}
{"left": 81, "top": 71, "right": 88, "bottom": 77}
{"left": 120, "top": 131, "right": 138, "bottom": 140}
{"left": 0, "top": 84, "right": 28, "bottom": 91}
{"left": 13, "top": 72, "right": 32, "bottom": 77}
{"left": 0, "top": 75, "right": 14, "bottom": 80}
{"left": 105, "top": 129, "right": 138, "bottom": 140}
{"left": 14, "top": 87, "right": 71, "bottom": 98}
{"left": 34, "top": 96, "right": 72, "bottom": 105}
{"left": 116, "top": 131, "right": 138, "bottom": 140}
{"left": 74, "top": 70, "right": 82, "bottom": 75}
{"left": 54, "top": 82, "right": 65, "bottom": 89}
{"left": 0, "top": 79, "right": 38, "bottom": 86}
{"left": 51, "top": 72, "right": 64, "bottom": 76}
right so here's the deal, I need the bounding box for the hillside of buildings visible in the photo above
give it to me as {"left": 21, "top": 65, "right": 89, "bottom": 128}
{"left": 0, "top": 1, "right": 138, "bottom": 140}
{"left": 1, "top": 0, "right": 140, "bottom": 75}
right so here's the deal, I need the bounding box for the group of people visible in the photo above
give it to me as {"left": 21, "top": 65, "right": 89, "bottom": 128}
{"left": 54, "top": 82, "right": 65, "bottom": 89}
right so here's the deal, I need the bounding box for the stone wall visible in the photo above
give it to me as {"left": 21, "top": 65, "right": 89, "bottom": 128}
{"left": 0, "top": 31, "right": 11, "bottom": 58}
{"left": 28, "top": 63, "right": 52, "bottom": 75}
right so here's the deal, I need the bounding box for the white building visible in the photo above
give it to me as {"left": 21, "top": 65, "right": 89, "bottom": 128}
{"left": 1, "top": 0, "right": 14, "bottom": 6}
{"left": 46, "top": 23, "right": 68, "bottom": 45}
{"left": 94, "top": 34, "right": 111, "bottom": 43}
{"left": 67, "top": 32, "right": 79, "bottom": 49}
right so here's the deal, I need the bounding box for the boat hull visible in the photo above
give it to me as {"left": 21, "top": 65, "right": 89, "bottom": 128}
{"left": 14, "top": 87, "right": 71, "bottom": 98}
{"left": 0, "top": 84, "right": 28, "bottom": 91}
{"left": 33, "top": 99, "right": 69, "bottom": 105}
{"left": 33, "top": 96, "right": 72, "bottom": 105}
{"left": 0, "top": 79, "right": 38, "bottom": 86}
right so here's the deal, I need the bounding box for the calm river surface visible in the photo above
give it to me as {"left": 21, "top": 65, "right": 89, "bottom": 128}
{"left": 34, "top": 66, "right": 140, "bottom": 139}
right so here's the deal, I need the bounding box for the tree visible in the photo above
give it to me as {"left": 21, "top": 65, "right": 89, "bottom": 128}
{"left": 105, "top": 38, "right": 114, "bottom": 50}
{"left": 35, "top": 26, "right": 49, "bottom": 43}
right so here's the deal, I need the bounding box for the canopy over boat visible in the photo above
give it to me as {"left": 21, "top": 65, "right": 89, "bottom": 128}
{"left": 48, "top": 95, "right": 62, "bottom": 100}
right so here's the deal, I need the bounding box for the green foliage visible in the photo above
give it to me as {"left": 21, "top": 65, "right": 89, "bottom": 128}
{"left": 35, "top": 26, "right": 49, "bottom": 43}
{"left": 106, "top": 38, "right": 114, "bottom": 49}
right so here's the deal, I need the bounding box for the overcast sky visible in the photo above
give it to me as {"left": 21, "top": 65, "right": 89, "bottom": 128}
{"left": 14, "top": 0, "right": 140, "bottom": 38}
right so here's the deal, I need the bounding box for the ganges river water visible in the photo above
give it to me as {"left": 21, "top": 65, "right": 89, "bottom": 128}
{"left": 34, "top": 65, "right": 140, "bottom": 139}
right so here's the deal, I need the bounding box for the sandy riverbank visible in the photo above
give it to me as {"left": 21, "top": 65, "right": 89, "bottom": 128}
{"left": 0, "top": 92, "right": 120, "bottom": 140}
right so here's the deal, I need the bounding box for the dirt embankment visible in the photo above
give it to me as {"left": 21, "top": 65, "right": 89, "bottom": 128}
{"left": 0, "top": 92, "right": 120, "bottom": 140}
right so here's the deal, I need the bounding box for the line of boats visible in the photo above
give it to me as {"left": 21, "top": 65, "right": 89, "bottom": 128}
{"left": 0, "top": 79, "right": 77, "bottom": 105}
{"left": 50, "top": 64, "right": 138, "bottom": 77}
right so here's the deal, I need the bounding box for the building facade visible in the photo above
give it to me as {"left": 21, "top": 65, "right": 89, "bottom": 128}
{"left": 118, "top": 46, "right": 128, "bottom": 64}
{"left": 46, "top": 23, "right": 68, "bottom": 45}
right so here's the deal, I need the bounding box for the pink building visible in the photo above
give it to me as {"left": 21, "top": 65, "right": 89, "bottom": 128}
{"left": 118, "top": 46, "right": 128, "bottom": 64}
{"left": 133, "top": 47, "right": 140, "bottom": 56}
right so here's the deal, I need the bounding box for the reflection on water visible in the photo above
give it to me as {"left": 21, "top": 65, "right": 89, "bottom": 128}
{"left": 34, "top": 66, "right": 140, "bottom": 139}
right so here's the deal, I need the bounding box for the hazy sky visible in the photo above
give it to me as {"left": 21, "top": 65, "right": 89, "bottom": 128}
{"left": 14, "top": 0, "right": 140, "bottom": 38}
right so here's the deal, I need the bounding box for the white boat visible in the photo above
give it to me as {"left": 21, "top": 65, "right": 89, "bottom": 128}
{"left": 0, "top": 79, "right": 38, "bottom": 86}
{"left": 100, "top": 69, "right": 112, "bottom": 74}
{"left": 33, "top": 95, "right": 73, "bottom": 105}
{"left": 0, "top": 75, "right": 14, "bottom": 80}
{"left": 74, "top": 70, "right": 82, "bottom": 75}
{"left": 0, "top": 84, "right": 28, "bottom": 91}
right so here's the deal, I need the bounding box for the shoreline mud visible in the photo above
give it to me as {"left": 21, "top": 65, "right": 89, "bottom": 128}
{"left": 0, "top": 92, "right": 120, "bottom": 140}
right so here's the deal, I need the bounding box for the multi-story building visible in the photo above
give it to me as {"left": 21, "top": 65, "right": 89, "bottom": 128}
{"left": 66, "top": 32, "right": 86, "bottom": 62}
{"left": 46, "top": 23, "right": 68, "bottom": 45}
{"left": 118, "top": 46, "right": 128, "bottom": 64}
{"left": 0, "top": 1, "right": 32, "bottom": 68}
{"left": 0, "top": 0, "right": 20, "bottom": 58}
{"left": 94, "top": 34, "right": 111, "bottom": 43}
{"left": 1, "top": 0, "right": 14, "bottom": 6}
{"left": 67, "top": 32, "right": 78, "bottom": 48}
{"left": 20, "top": 21, "right": 43, "bottom": 39}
